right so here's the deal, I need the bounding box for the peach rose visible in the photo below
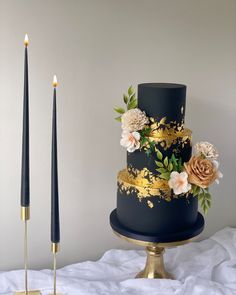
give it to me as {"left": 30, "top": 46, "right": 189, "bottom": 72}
{"left": 184, "top": 156, "right": 218, "bottom": 188}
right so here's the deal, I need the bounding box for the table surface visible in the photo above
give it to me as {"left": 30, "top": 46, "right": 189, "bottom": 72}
{"left": 0, "top": 227, "right": 236, "bottom": 295}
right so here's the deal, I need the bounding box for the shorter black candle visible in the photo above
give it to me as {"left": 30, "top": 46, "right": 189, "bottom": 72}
{"left": 51, "top": 75, "right": 60, "bottom": 243}
{"left": 21, "top": 34, "right": 30, "bottom": 208}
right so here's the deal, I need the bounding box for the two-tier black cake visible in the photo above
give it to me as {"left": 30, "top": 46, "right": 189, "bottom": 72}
{"left": 116, "top": 83, "right": 200, "bottom": 236}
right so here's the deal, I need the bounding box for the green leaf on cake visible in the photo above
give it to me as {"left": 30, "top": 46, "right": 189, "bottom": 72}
{"left": 141, "top": 137, "right": 148, "bottom": 146}
{"left": 178, "top": 158, "right": 183, "bottom": 171}
{"left": 114, "top": 107, "right": 125, "bottom": 114}
{"left": 115, "top": 116, "right": 122, "bottom": 122}
{"left": 171, "top": 154, "right": 178, "bottom": 170}
{"left": 140, "top": 127, "right": 151, "bottom": 136}
{"left": 194, "top": 187, "right": 211, "bottom": 214}
{"left": 149, "top": 140, "right": 156, "bottom": 150}
{"left": 123, "top": 94, "right": 128, "bottom": 104}
{"left": 129, "top": 93, "right": 136, "bottom": 103}
{"left": 192, "top": 185, "right": 200, "bottom": 197}
{"left": 159, "top": 172, "right": 171, "bottom": 180}
{"left": 156, "top": 149, "right": 163, "bottom": 160}
{"left": 156, "top": 168, "right": 167, "bottom": 173}
{"left": 128, "top": 85, "right": 134, "bottom": 96}
{"left": 164, "top": 156, "right": 169, "bottom": 167}
{"left": 145, "top": 149, "right": 152, "bottom": 157}
{"left": 168, "top": 162, "right": 173, "bottom": 172}
{"left": 127, "top": 99, "right": 137, "bottom": 110}
{"left": 155, "top": 161, "right": 164, "bottom": 168}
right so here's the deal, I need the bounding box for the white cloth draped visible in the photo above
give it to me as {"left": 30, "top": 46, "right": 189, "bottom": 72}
{"left": 1, "top": 227, "right": 236, "bottom": 295}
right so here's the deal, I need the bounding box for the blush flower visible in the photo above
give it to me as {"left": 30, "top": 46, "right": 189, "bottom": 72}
{"left": 121, "top": 108, "right": 149, "bottom": 132}
{"left": 168, "top": 171, "right": 191, "bottom": 195}
{"left": 120, "top": 130, "right": 140, "bottom": 153}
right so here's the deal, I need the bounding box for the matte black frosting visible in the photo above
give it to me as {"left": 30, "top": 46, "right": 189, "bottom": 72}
{"left": 115, "top": 82, "right": 202, "bottom": 238}
{"left": 117, "top": 190, "right": 198, "bottom": 235}
{"left": 110, "top": 209, "right": 204, "bottom": 243}
{"left": 138, "top": 83, "right": 186, "bottom": 126}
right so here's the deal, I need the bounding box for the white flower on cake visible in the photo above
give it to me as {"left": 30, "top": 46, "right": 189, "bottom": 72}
{"left": 212, "top": 160, "right": 223, "bottom": 184}
{"left": 120, "top": 130, "right": 140, "bottom": 153}
{"left": 168, "top": 171, "right": 191, "bottom": 195}
{"left": 194, "top": 141, "right": 219, "bottom": 161}
{"left": 121, "top": 108, "right": 149, "bottom": 132}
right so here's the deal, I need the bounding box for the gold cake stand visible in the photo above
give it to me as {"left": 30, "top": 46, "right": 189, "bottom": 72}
{"left": 110, "top": 210, "right": 204, "bottom": 279}
{"left": 113, "top": 230, "right": 198, "bottom": 279}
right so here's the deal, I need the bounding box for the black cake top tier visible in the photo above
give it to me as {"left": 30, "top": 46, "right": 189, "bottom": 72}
{"left": 138, "top": 83, "right": 186, "bottom": 128}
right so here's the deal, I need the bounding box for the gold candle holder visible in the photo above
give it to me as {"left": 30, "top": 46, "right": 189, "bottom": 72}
{"left": 49, "top": 243, "right": 63, "bottom": 295}
{"left": 13, "top": 207, "right": 42, "bottom": 295}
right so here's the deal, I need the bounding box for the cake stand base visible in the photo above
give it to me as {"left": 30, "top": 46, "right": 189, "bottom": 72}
{"left": 110, "top": 209, "right": 204, "bottom": 279}
{"left": 136, "top": 246, "right": 172, "bottom": 279}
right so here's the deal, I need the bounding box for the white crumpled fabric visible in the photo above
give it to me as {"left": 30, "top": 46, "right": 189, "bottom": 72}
{"left": 1, "top": 227, "right": 236, "bottom": 295}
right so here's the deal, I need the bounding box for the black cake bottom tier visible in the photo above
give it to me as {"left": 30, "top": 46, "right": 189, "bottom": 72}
{"left": 117, "top": 178, "right": 198, "bottom": 235}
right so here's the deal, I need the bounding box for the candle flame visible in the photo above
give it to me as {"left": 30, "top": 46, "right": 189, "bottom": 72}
{"left": 53, "top": 75, "right": 58, "bottom": 87}
{"left": 24, "top": 34, "right": 29, "bottom": 46}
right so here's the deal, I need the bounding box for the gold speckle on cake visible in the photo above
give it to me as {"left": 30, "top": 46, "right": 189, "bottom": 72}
{"left": 117, "top": 168, "right": 171, "bottom": 202}
{"left": 147, "top": 200, "right": 154, "bottom": 208}
{"left": 141, "top": 117, "right": 192, "bottom": 151}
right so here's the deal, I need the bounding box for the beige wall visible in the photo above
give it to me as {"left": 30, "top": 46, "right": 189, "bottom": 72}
{"left": 0, "top": 0, "right": 235, "bottom": 270}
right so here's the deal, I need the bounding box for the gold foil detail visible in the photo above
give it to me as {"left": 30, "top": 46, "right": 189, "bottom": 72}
{"left": 147, "top": 200, "right": 154, "bottom": 208}
{"left": 149, "top": 117, "right": 184, "bottom": 134}
{"left": 118, "top": 168, "right": 171, "bottom": 201}
{"left": 145, "top": 117, "right": 192, "bottom": 151}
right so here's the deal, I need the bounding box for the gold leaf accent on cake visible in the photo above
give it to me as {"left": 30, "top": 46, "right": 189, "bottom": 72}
{"left": 147, "top": 200, "right": 154, "bottom": 208}
{"left": 117, "top": 168, "right": 171, "bottom": 201}
{"left": 143, "top": 119, "right": 192, "bottom": 150}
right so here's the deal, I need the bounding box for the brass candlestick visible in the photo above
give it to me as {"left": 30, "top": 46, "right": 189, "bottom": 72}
{"left": 13, "top": 207, "right": 41, "bottom": 295}
{"left": 49, "top": 243, "right": 62, "bottom": 295}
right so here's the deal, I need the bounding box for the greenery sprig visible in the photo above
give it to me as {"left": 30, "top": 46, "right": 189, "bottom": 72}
{"left": 114, "top": 86, "right": 138, "bottom": 122}
{"left": 155, "top": 150, "right": 183, "bottom": 180}
{"left": 192, "top": 185, "right": 211, "bottom": 214}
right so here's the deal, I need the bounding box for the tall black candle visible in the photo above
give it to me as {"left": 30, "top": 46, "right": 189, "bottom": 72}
{"left": 21, "top": 34, "right": 30, "bottom": 208}
{"left": 51, "top": 75, "right": 60, "bottom": 244}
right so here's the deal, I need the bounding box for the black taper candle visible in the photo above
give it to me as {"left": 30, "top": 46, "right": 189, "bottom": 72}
{"left": 21, "top": 34, "right": 30, "bottom": 208}
{"left": 51, "top": 75, "right": 60, "bottom": 244}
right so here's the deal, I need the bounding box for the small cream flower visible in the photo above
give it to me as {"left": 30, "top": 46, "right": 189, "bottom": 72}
{"left": 120, "top": 130, "right": 140, "bottom": 153}
{"left": 194, "top": 142, "right": 219, "bottom": 160}
{"left": 121, "top": 108, "right": 149, "bottom": 132}
{"left": 168, "top": 171, "right": 191, "bottom": 195}
{"left": 212, "top": 160, "right": 223, "bottom": 184}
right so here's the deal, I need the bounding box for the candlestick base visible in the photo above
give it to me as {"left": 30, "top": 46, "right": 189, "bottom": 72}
{"left": 13, "top": 291, "right": 41, "bottom": 295}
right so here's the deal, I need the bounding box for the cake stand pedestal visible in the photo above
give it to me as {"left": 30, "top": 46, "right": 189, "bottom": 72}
{"left": 110, "top": 209, "right": 204, "bottom": 279}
